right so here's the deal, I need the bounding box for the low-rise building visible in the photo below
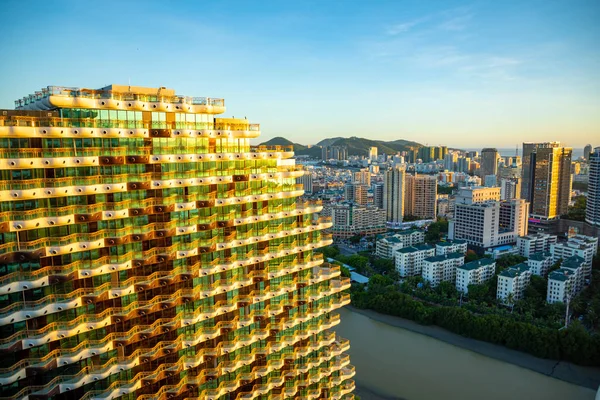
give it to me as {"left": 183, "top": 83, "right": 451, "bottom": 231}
{"left": 526, "top": 252, "right": 553, "bottom": 276}
{"left": 395, "top": 229, "right": 426, "bottom": 247}
{"left": 325, "top": 202, "right": 387, "bottom": 239}
{"left": 435, "top": 239, "right": 468, "bottom": 256}
{"left": 395, "top": 244, "right": 435, "bottom": 277}
{"left": 547, "top": 257, "right": 585, "bottom": 304}
{"left": 422, "top": 252, "right": 465, "bottom": 287}
{"left": 375, "top": 229, "right": 425, "bottom": 259}
{"left": 550, "top": 235, "right": 598, "bottom": 279}
{"left": 456, "top": 258, "right": 496, "bottom": 293}
{"left": 497, "top": 263, "right": 532, "bottom": 304}
{"left": 376, "top": 236, "right": 404, "bottom": 260}
{"left": 484, "top": 244, "right": 520, "bottom": 259}
{"left": 517, "top": 233, "right": 557, "bottom": 258}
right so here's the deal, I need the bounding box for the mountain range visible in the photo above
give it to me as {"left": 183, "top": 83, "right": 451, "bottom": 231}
{"left": 258, "top": 136, "right": 423, "bottom": 158}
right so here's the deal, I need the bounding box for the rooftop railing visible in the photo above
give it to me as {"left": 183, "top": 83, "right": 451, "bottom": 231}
{"left": 16, "top": 86, "right": 224, "bottom": 108}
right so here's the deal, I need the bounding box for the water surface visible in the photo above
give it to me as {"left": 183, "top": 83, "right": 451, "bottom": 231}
{"left": 337, "top": 307, "right": 595, "bottom": 400}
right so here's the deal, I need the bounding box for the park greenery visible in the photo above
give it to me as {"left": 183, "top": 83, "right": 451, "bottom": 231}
{"left": 320, "top": 239, "right": 600, "bottom": 366}
{"left": 425, "top": 218, "right": 449, "bottom": 243}
{"left": 562, "top": 196, "right": 587, "bottom": 221}
{"left": 436, "top": 185, "right": 455, "bottom": 195}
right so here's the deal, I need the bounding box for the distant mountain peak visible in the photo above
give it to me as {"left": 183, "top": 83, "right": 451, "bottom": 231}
{"left": 259, "top": 136, "right": 423, "bottom": 158}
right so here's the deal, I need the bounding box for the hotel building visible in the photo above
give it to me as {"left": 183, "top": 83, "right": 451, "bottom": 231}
{"left": 0, "top": 85, "right": 354, "bottom": 400}
{"left": 448, "top": 187, "right": 528, "bottom": 249}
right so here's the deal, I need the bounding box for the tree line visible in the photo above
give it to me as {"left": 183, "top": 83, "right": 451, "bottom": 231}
{"left": 351, "top": 274, "right": 600, "bottom": 366}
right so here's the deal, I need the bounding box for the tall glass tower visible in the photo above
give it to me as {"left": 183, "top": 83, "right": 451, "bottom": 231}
{"left": 0, "top": 85, "right": 354, "bottom": 400}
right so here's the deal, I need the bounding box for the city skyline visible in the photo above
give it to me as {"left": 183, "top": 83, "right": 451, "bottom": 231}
{"left": 1, "top": 0, "right": 598, "bottom": 147}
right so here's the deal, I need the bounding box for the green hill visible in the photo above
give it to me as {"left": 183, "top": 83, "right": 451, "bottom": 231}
{"left": 259, "top": 136, "right": 424, "bottom": 158}
{"left": 258, "top": 136, "right": 321, "bottom": 158}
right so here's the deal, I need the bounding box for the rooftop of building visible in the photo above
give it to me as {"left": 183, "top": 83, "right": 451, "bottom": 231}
{"left": 519, "top": 233, "right": 557, "bottom": 241}
{"left": 561, "top": 256, "right": 585, "bottom": 270}
{"left": 14, "top": 84, "right": 226, "bottom": 109}
{"left": 548, "top": 268, "right": 576, "bottom": 282}
{"left": 396, "top": 244, "right": 434, "bottom": 254}
{"left": 499, "top": 263, "right": 530, "bottom": 278}
{"left": 436, "top": 239, "right": 467, "bottom": 247}
{"left": 377, "top": 229, "right": 423, "bottom": 240}
{"left": 528, "top": 252, "right": 552, "bottom": 261}
{"left": 568, "top": 235, "right": 599, "bottom": 244}
{"left": 425, "top": 252, "right": 465, "bottom": 263}
{"left": 458, "top": 258, "right": 496, "bottom": 271}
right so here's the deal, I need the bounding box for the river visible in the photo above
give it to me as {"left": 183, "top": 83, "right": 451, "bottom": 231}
{"left": 336, "top": 307, "right": 597, "bottom": 400}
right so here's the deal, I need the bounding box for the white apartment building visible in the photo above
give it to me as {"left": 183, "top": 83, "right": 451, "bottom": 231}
{"left": 456, "top": 258, "right": 496, "bottom": 293}
{"left": 422, "top": 253, "right": 465, "bottom": 287}
{"left": 395, "top": 229, "right": 426, "bottom": 247}
{"left": 550, "top": 235, "right": 598, "bottom": 279}
{"left": 497, "top": 263, "right": 532, "bottom": 304}
{"left": 449, "top": 186, "right": 529, "bottom": 248}
{"left": 395, "top": 244, "right": 435, "bottom": 277}
{"left": 435, "top": 239, "right": 468, "bottom": 256}
{"left": 376, "top": 236, "right": 404, "bottom": 260}
{"left": 517, "top": 233, "right": 558, "bottom": 258}
{"left": 375, "top": 229, "right": 425, "bottom": 259}
{"left": 547, "top": 257, "right": 585, "bottom": 304}
{"left": 526, "top": 252, "right": 553, "bottom": 276}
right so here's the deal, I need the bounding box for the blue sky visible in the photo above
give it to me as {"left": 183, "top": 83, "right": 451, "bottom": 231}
{"left": 0, "top": 0, "right": 598, "bottom": 148}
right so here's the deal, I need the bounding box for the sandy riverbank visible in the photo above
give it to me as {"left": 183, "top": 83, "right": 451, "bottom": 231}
{"left": 347, "top": 306, "right": 600, "bottom": 391}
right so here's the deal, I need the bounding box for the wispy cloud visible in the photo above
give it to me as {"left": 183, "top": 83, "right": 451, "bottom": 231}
{"left": 386, "top": 16, "right": 431, "bottom": 35}
{"left": 438, "top": 14, "right": 473, "bottom": 31}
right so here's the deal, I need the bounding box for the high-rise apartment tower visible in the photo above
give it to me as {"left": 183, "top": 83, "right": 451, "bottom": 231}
{"left": 586, "top": 147, "right": 600, "bottom": 227}
{"left": 404, "top": 174, "right": 437, "bottom": 219}
{"left": 480, "top": 148, "right": 499, "bottom": 179}
{"left": 521, "top": 142, "right": 572, "bottom": 219}
{"left": 383, "top": 167, "right": 405, "bottom": 223}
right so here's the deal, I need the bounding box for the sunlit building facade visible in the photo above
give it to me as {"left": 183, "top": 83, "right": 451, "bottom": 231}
{"left": 0, "top": 85, "right": 354, "bottom": 400}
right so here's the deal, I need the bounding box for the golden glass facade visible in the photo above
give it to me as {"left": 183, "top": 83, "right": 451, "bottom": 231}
{"left": 0, "top": 85, "right": 354, "bottom": 400}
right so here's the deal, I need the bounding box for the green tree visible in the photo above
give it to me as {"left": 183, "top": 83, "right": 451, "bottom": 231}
{"left": 467, "top": 284, "right": 489, "bottom": 302}
{"left": 465, "top": 250, "right": 479, "bottom": 262}
{"left": 436, "top": 281, "right": 459, "bottom": 299}
{"left": 425, "top": 218, "right": 449, "bottom": 242}
{"left": 496, "top": 254, "right": 527, "bottom": 268}
{"left": 349, "top": 235, "right": 362, "bottom": 244}
{"left": 340, "top": 266, "right": 351, "bottom": 278}
{"left": 319, "top": 245, "right": 340, "bottom": 259}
